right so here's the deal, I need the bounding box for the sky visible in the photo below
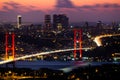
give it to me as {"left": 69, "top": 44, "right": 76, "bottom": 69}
{"left": 0, "top": 0, "right": 120, "bottom": 23}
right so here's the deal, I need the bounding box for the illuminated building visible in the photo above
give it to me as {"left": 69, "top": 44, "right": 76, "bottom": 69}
{"left": 44, "top": 15, "right": 51, "bottom": 29}
{"left": 17, "top": 15, "right": 22, "bottom": 28}
{"left": 53, "top": 14, "right": 69, "bottom": 29}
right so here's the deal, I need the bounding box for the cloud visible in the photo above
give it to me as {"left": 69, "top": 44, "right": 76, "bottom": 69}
{"left": 103, "top": 3, "right": 120, "bottom": 8}
{"left": 0, "top": 1, "right": 45, "bottom": 22}
{"left": 55, "top": 0, "right": 75, "bottom": 8}
{"left": 2, "top": 1, "right": 37, "bottom": 12}
{"left": 80, "top": 3, "right": 120, "bottom": 9}
{"left": 4, "top": 1, "right": 22, "bottom": 9}
{"left": 0, "top": 9, "right": 45, "bottom": 22}
{"left": 55, "top": 1, "right": 120, "bottom": 12}
{"left": 2, "top": 6, "right": 11, "bottom": 11}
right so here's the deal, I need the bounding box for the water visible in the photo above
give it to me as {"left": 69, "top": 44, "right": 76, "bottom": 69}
{"left": 15, "top": 60, "right": 74, "bottom": 70}
{"left": 1, "top": 60, "right": 120, "bottom": 73}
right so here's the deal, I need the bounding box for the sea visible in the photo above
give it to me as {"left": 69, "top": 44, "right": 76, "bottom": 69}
{"left": 0, "top": 60, "right": 120, "bottom": 73}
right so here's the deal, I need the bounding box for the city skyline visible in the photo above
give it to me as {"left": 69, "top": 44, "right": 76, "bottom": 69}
{"left": 0, "top": 0, "right": 120, "bottom": 23}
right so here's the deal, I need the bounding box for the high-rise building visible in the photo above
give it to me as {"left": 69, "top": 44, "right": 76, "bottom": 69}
{"left": 84, "top": 21, "right": 89, "bottom": 27}
{"left": 53, "top": 14, "right": 69, "bottom": 29}
{"left": 44, "top": 15, "right": 51, "bottom": 29}
{"left": 17, "top": 15, "right": 22, "bottom": 28}
{"left": 97, "top": 21, "right": 102, "bottom": 29}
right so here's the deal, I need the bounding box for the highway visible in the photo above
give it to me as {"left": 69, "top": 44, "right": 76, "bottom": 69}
{"left": 94, "top": 34, "right": 120, "bottom": 46}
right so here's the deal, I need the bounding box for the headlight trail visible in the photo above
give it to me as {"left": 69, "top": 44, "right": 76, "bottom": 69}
{"left": 0, "top": 48, "right": 91, "bottom": 65}
{"left": 94, "top": 34, "right": 120, "bottom": 46}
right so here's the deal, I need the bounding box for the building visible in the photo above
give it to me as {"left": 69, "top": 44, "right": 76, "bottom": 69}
{"left": 53, "top": 14, "right": 69, "bottom": 30}
{"left": 17, "top": 15, "right": 22, "bottom": 28}
{"left": 44, "top": 15, "right": 51, "bottom": 29}
{"left": 96, "top": 21, "right": 102, "bottom": 29}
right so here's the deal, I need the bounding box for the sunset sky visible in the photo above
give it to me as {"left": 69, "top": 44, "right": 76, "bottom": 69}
{"left": 0, "top": 0, "right": 120, "bottom": 23}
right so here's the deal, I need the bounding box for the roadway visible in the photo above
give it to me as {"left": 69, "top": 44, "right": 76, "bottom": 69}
{"left": 0, "top": 48, "right": 91, "bottom": 65}
{"left": 93, "top": 34, "right": 120, "bottom": 46}
{"left": 1, "top": 76, "right": 44, "bottom": 79}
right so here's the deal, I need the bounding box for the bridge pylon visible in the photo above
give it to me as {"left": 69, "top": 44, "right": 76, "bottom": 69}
{"left": 74, "top": 29, "right": 82, "bottom": 60}
{"left": 5, "top": 32, "right": 15, "bottom": 67}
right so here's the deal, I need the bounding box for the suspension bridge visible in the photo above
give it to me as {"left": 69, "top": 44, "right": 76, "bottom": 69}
{"left": 1, "top": 29, "right": 119, "bottom": 66}
{"left": 0, "top": 47, "right": 91, "bottom": 65}
{"left": 0, "top": 29, "right": 86, "bottom": 66}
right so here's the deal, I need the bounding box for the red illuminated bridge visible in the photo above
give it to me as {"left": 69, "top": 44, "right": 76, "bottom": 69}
{"left": 0, "top": 47, "right": 92, "bottom": 65}
{"left": 0, "top": 29, "right": 92, "bottom": 65}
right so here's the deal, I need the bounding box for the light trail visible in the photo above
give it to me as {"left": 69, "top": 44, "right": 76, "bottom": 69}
{"left": 94, "top": 34, "right": 120, "bottom": 46}
{"left": 0, "top": 48, "right": 91, "bottom": 65}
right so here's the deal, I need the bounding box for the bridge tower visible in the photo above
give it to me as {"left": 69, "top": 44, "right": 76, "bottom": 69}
{"left": 5, "top": 32, "right": 15, "bottom": 67}
{"left": 74, "top": 29, "right": 82, "bottom": 60}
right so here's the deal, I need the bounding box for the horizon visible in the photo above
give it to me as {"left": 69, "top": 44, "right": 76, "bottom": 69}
{"left": 0, "top": 0, "right": 120, "bottom": 22}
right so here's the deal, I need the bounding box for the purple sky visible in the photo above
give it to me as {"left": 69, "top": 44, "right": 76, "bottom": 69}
{"left": 0, "top": 0, "right": 120, "bottom": 23}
